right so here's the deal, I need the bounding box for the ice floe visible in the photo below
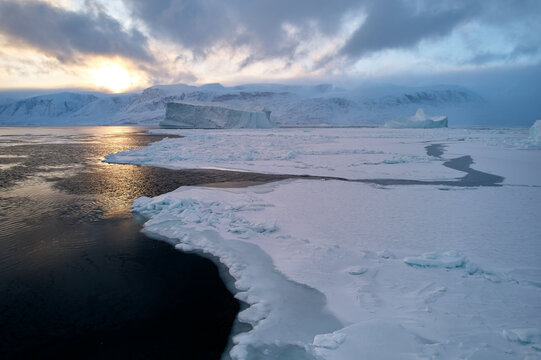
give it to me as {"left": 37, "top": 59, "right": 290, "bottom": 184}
{"left": 130, "top": 179, "right": 541, "bottom": 359}
{"left": 106, "top": 127, "right": 541, "bottom": 359}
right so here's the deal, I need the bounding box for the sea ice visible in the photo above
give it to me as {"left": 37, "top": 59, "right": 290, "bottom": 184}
{"left": 312, "top": 332, "right": 346, "bottom": 349}
{"left": 105, "top": 128, "right": 464, "bottom": 181}
{"left": 403, "top": 250, "right": 466, "bottom": 268}
{"left": 106, "top": 127, "right": 541, "bottom": 359}
{"left": 129, "top": 179, "right": 541, "bottom": 359}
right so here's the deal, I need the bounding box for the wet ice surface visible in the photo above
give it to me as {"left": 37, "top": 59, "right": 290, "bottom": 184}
{"left": 0, "top": 127, "right": 291, "bottom": 359}
{"left": 107, "top": 127, "right": 541, "bottom": 359}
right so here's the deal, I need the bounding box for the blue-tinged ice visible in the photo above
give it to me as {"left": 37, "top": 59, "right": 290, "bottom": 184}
{"left": 384, "top": 108, "right": 448, "bottom": 128}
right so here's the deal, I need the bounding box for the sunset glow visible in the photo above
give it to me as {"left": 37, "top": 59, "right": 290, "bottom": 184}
{"left": 90, "top": 63, "right": 135, "bottom": 93}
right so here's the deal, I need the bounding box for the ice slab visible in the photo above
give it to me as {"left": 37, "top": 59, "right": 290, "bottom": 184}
{"left": 404, "top": 251, "right": 466, "bottom": 268}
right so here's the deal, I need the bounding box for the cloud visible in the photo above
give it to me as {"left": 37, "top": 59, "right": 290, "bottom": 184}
{"left": 0, "top": 0, "right": 153, "bottom": 63}
{"left": 122, "top": 0, "right": 541, "bottom": 69}
{"left": 0, "top": 0, "right": 540, "bottom": 89}
{"left": 340, "top": 1, "right": 479, "bottom": 58}
{"left": 121, "top": 0, "right": 362, "bottom": 59}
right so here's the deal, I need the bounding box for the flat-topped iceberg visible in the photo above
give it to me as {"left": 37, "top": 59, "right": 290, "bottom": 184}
{"left": 160, "top": 102, "right": 273, "bottom": 129}
{"left": 384, "top": 108, "right": 448, "bottom": 128}
{"left": 530, "top": 120, "right": 541, "bottom": 144}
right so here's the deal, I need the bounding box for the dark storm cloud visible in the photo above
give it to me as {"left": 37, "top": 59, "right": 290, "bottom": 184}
{"left": 120, "top": 0, "right": 478, "bottom": 61}
{"left": 123, "top": 0, "right": 541, "bottom": 67}
{"left": 122, "top": 0, "right": 362, "bottom": 59}
{"left": 0, "top": 0, "right": 153, "bottom": 63}
{"left": 340, "top": 0, "right": 479, "bottom": 57}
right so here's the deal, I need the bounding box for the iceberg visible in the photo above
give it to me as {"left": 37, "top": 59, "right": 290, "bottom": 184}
{"left": 530, "top": 120, "right": 541, "bottom": 144}
{"left": 384, "top": 108, "right": 448, "bottom": 128}
{"left": 159, "top": 102, "right": 273, "bottom": 129}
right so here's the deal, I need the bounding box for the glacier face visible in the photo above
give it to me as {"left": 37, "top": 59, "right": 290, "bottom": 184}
{"left": 160, "top": 102, "right": 272, "bottom": 129}
{"left": 384, "top": 108, "right": 448, "bottom": 128}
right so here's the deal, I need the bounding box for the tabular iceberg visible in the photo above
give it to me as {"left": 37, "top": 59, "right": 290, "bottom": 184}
{"left": 384, "top": 108, "right": 448, "bottom": 128}
{"left": 159, "top": 102, "right": 273, "bottom": 129}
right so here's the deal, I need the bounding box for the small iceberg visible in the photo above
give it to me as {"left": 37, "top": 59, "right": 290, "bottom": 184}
{"left": 529, "top": 120, "right": 541, "bottom": 144}
{"left": 384, "top": 108, "right": 448, "bottom": 128}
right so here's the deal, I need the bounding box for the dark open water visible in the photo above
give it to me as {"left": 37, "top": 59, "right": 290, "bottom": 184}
{"left": 0, "top": 127, "right": 287, "bottom": 359}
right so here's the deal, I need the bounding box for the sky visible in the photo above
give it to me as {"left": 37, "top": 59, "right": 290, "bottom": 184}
{"left": 0, "top": 0, "right": 540, "bottom": 94}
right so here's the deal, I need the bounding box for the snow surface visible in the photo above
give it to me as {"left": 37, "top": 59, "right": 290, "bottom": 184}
{"left": 106, "top": 127, "right": 541, "bottom": 185}
{"left": 106, "top": 128, "right": 541, "bottom": 359}
{"left": 384, "top": 108, "right": 448, "bottom": 128}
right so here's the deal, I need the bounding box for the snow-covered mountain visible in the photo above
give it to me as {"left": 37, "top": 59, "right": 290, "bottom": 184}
{"left": 69, "top": 94, "right": 138, "bottom": 124}
{"left": 0, "top": 92, "right": 99, "bottom": 125}
{"left": 108, "top": 83, "right": 485, "bottom": 127}
{"left": 0, "top": 83, "right": 486, "bottom": 126}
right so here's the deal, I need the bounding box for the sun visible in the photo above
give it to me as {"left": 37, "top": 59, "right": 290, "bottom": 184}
{"left": 90, "top": 63, "right": 134, "bottom": 93}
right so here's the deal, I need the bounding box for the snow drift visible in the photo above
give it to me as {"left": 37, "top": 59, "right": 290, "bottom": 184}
{"left": 160, "top": 102, "right": 272, "bottom": 129}
{"left": 384, "top": 108, "right": 448, "bottom": 128}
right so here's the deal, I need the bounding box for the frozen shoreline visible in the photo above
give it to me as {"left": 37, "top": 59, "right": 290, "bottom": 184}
{"left": 106, "top": 128, "right": 541, "bottom": 359}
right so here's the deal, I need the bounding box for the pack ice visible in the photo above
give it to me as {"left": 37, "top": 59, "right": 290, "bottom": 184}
{"left": 106, "top": 128, "right": 541, "bottom": 359}
{"left": 384, "top": 108, "right": 448, "bottom": 128}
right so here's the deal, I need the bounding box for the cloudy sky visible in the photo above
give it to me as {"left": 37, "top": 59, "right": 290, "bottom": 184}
{"left": 0, "top": 0, "right": 540, "bottom": 93}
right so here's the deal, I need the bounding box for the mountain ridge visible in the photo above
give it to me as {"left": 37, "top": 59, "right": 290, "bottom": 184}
{"left": 0, "top": 83, "right": 486, "bottom": 126}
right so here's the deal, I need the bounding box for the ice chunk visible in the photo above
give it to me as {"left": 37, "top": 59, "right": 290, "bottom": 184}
{"left": 403, "top": 250, "right": 466, "bottom": 268}
{"left": 313, "top": 332, "right": 346, "bottom": 349}
{"left": 160, "top": 102, "right": 273, "bottom": 129}
{"left": 384, "top": 108, "right": 448, "bottom": 128}
{"left": 529, "top": 120, "right": 541, "bottom": 144}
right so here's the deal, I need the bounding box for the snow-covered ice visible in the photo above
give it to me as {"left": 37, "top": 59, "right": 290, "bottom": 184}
{"left": 106, "top": 127, "right": 541, "bottom": 359}
{"left": 106, "top": 127, "right": 541, "bottom": 186}
{"left": 105, "top": 128, "right": 462, "bottom": 181}
{"left": 403, "top": 250, "right": 466, "bottom": 268}
{"left": 384, "top": 108, "right": 448, "bottom": 128}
